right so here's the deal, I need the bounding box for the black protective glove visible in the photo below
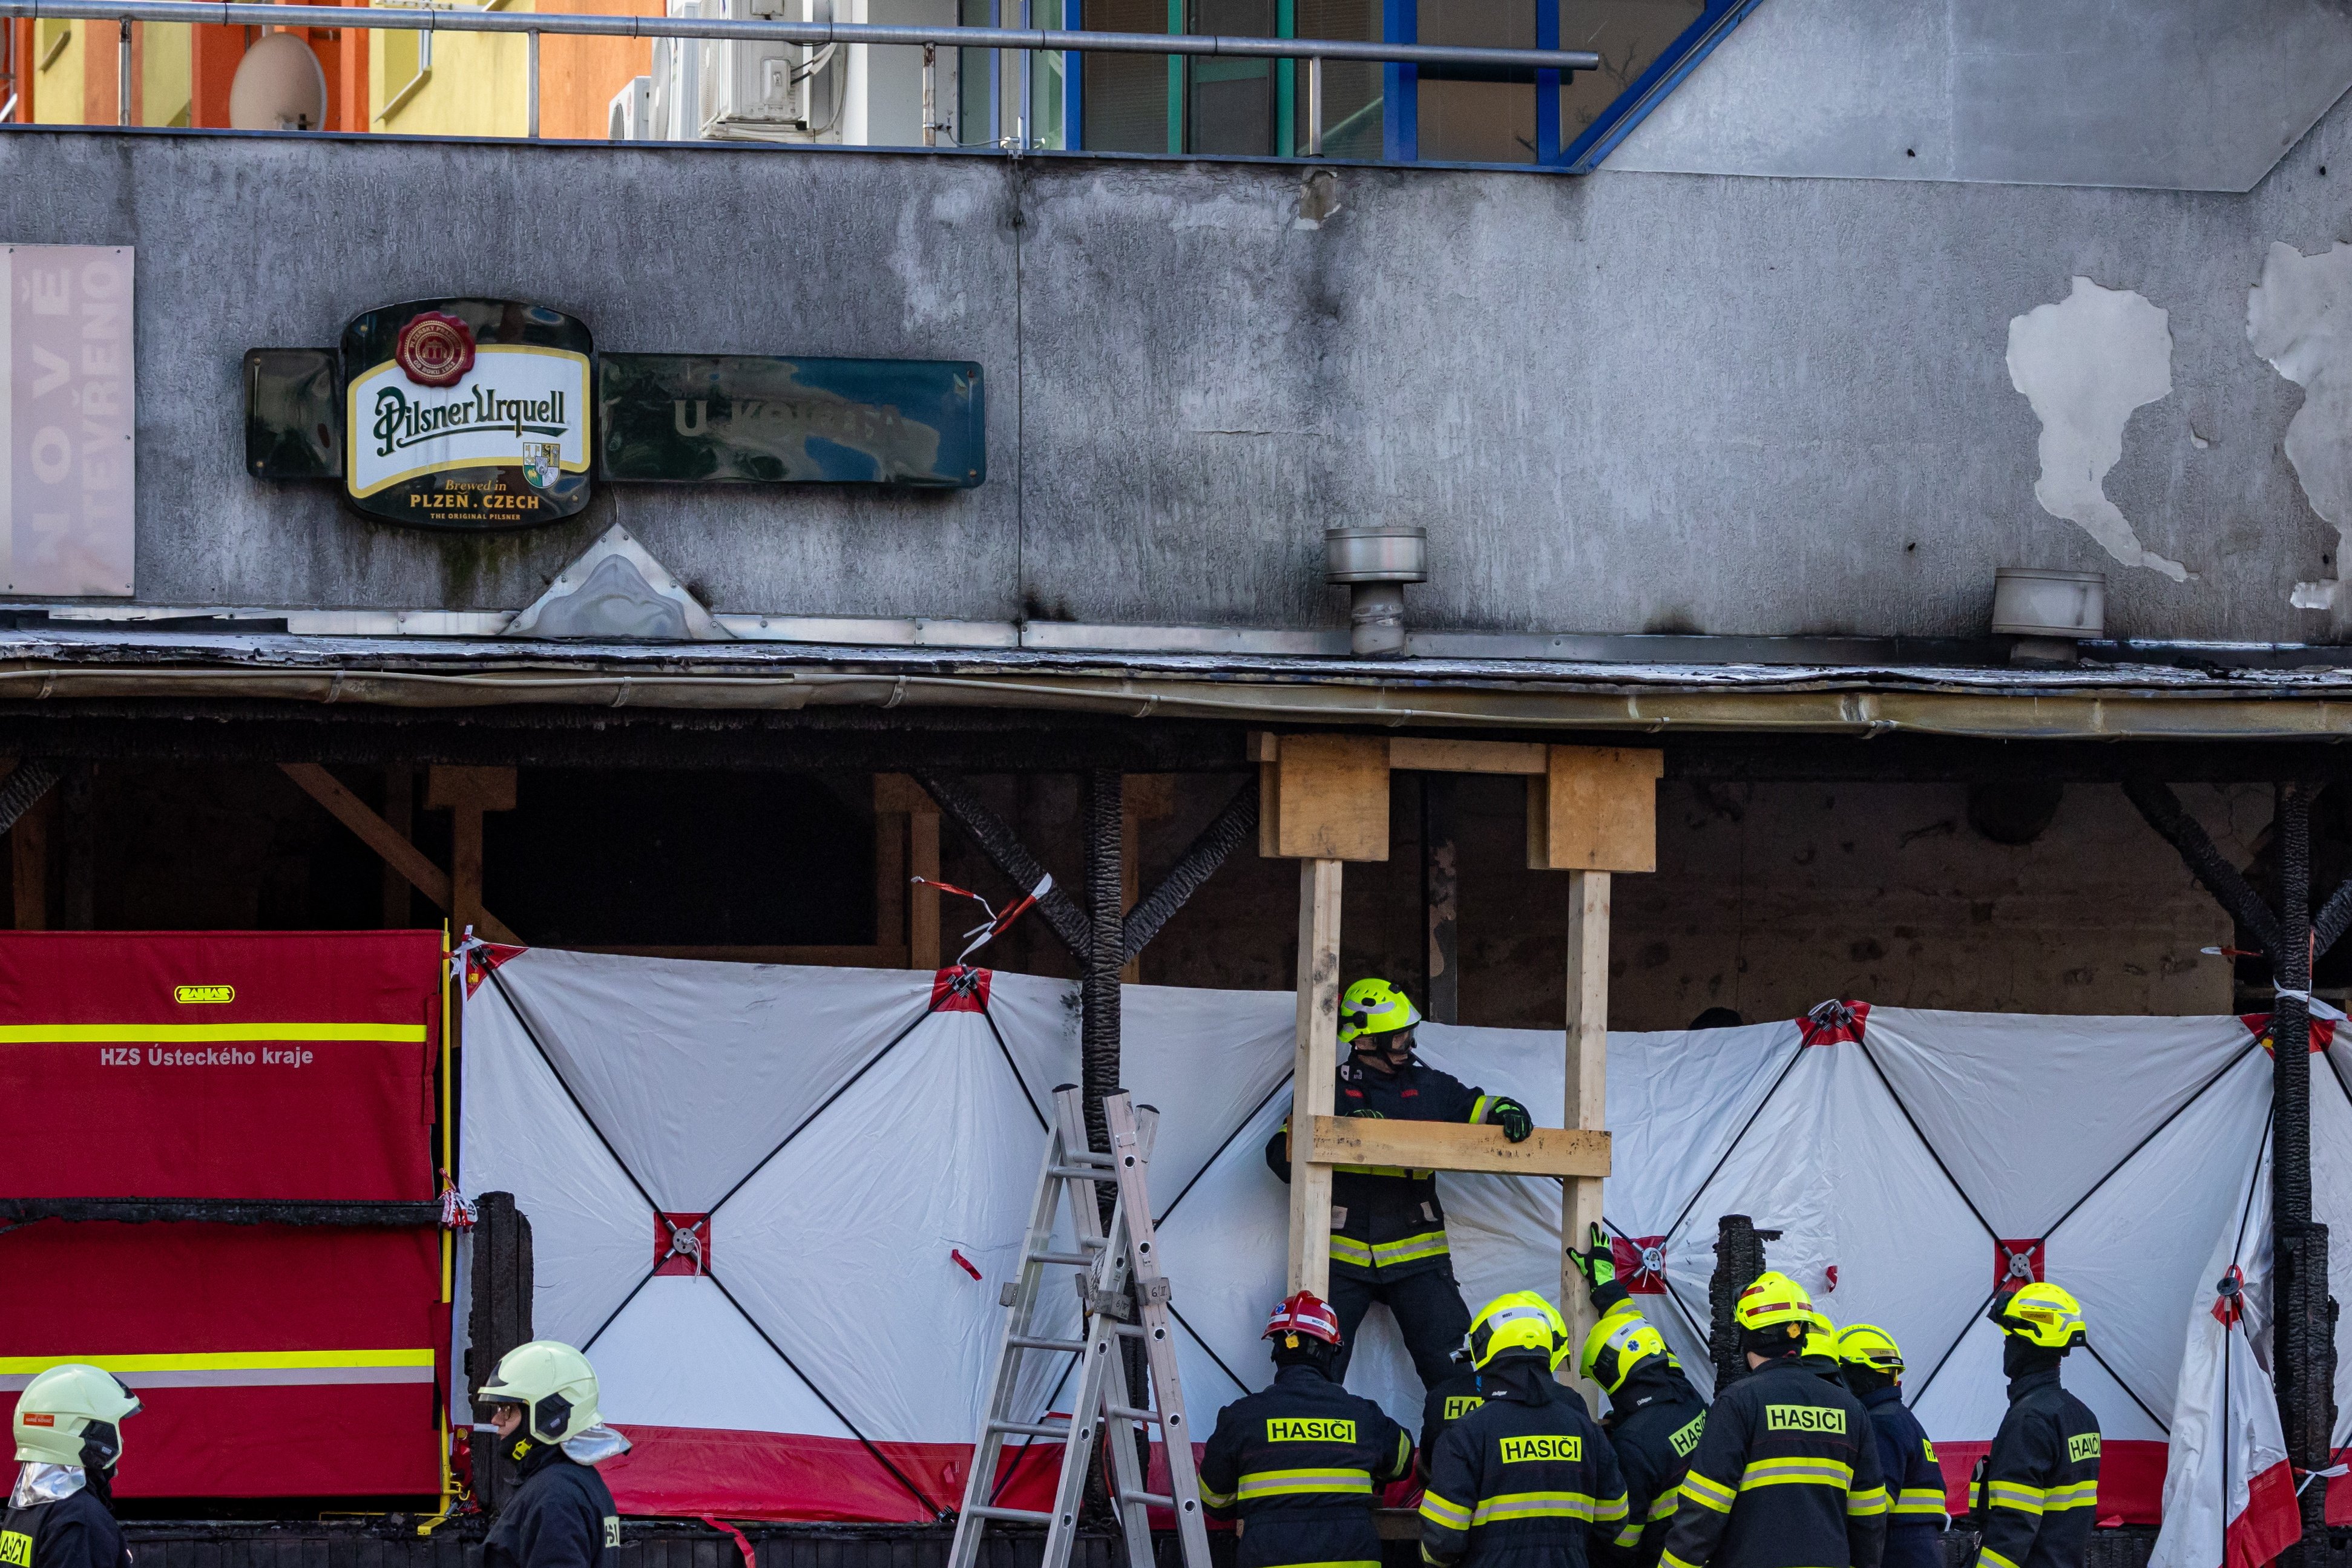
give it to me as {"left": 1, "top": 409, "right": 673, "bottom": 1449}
{"left": 1489, "top": 1095, "right": 1534, "bottom": 1142}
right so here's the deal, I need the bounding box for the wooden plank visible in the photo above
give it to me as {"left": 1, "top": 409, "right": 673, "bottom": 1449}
{"left": 874, "top": 806, "right": 906, "bottom": 954}
{"left": 1265, "top": 733, "right": 1389, "bottom": 861}
{"left": 908, "top": 810, "right": 941, "bottom": 971}
{"left": 381, "top": 764, "right": 413, "bottom": 927}
{"left": 1308, "top": 1116, "right": 1610, "bottom": 1178}
{"left": 1528, "top": 745, "right": 1664, "bottom": 872}
{"left": 424, "top": 764, "right": 517, "bottom": 814}
{"left": 10, "top": 786, "right": 45, "bottom": 932}
{"left": 1287, "top": 857, "right": 1344, "bottom": 1296}
{"left": 278, "top": 763, "right": 521, "bottom": 944}
{"left": 427, "top": 765, "right": 516, "bottom": 942}
{"left": 1388, "top": 736, "right": 1547, "bottom": 775}
{"left": 873, "top": 772, "right": 931, "bottom": 815}
{"left": 1120, "top": 773, "right": 1177, "bottom": 982}
{"left": 1560, "top": 868, "right": 1611, "bottom": 1407}
{"left": 1247, "top": 730, "right": 1281, "bottom": 764}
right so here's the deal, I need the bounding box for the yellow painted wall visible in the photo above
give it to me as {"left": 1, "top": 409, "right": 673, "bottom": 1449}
{"left": 370, "top": 0, "right": 531, "bottom": 137}
{"left": 142, "top": 22, "right": 192, "bottom": 125}
{"left": 33, "top": 17, "right": 87, "bottom": 123}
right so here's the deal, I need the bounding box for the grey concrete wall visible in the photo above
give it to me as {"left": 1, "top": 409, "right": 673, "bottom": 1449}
{"left": 1610, "top": 0, "right": 2352, "bottom": 194}
{"left": 13, "top": 108, "right": 2352, "bottom": 642}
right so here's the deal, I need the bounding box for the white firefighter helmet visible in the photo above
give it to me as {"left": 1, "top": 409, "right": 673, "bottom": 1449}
{"left": 14, "top": 1363, "right": 141, "bottom": 1469}
{"left": 476, "top": 1340, "right": 602, "bottom": 1445}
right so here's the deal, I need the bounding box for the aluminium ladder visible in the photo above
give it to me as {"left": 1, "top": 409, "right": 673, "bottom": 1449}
{"left": 948, "top": 1085, "right": 1214, "bottom": 1568}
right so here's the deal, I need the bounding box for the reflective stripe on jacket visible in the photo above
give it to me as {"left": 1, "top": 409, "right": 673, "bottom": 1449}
{"left": 1595, "top": 1363, "right": 1709, "bottom": 1568}
{"left": 1198, "top": 1363, "right": 1413, "bottom": 1568}
{"left": 1658, "top": 1356, "right": 1887, "bottom": 1568}
{"left": 1265, "top": 1058, "right": 1496, "bottom": 1281}
{"left": 1420, "top": 1358, "right": 1629, "bottom": 1568}
{"left": 1974, "top": 1370, "right": 2099, "bottom": 1568}
{"left": 1856, "top": 1384, "right": 1945, "bottom": 1568}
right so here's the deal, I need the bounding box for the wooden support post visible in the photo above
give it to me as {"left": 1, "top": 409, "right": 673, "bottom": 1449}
{"left": 1289, "top": 856, "right": 1344, "bottom": 1297}
{"left": 1562, "top": 868, "right": 1611, "bottom": 1406}
{"left": 1422, "top": 775, "right": 1459, "bottom": 1023}
{"left": 876, "top": 774, "right": 941, "bottom": 971}
{"left": 280, "top": 764, "right": 519, "bottom": 943}
{"left": 382, "top": 764, "right": 414, "bottom": 928}
{"left": 1120, "top": 775, "right": 1176, "bottom": 983}
{"left": 425, "top": 766, "right": 517, "bottom": 941}
{"left": 60, "top": 765, "right": 92, "bottom": 930}
{"left": 11, "top": 792, "right": 48, "bottom": 931}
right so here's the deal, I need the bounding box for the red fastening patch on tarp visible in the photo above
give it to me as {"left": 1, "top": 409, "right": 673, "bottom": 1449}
{"left": 930, "top": 966, "right": 991, "bottom": 1013}
{"left": 1612, "top": 1234, "right": 1669, "bottom": 1295}
{"left": 463, "top": 941, "right": 526, "bottom": 998}
{"left": 700, "top": 1515, "right": 757, "bottom": 1568}
{"left": 2212, "top": 1263, "right": 2247, "bottom": 1327}
{"left": 2242, "top": 1013, "right": 2336, "bottom": 1052}
{"left": 1995, "top": 1237, "right": 2045, "bottom": 1293}
{"left": 655, "top": 1212, "right": 712, "bottom": 1276}
{"left": 1798, "top": 999, "right": 1869, "bottom": 1046}
{"left": 949, "top": 1248, "right": 981, "bottom": 1280}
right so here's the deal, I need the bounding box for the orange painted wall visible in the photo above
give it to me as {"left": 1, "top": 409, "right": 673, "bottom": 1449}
{"left": 538, "top": 0, "right": 659, "bottom": 140}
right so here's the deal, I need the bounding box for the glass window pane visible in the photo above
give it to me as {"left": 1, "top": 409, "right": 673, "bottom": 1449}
{"left": 1187, "top": 0, "right": 1271, "bottom": 155}
{"left": 1290, "top": 0, "right": 1376, "bottom": 157}
{"left": 1416, "top": 0, "right": 1531, "bottom": 164}
{"left": 1083, "top": 0, "right": 1169, "bottom": 153}
{"left": 1559, "top": 0, "right": 1701, "bottom": 149}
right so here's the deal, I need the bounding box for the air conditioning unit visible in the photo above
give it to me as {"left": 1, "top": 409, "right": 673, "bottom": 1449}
{"left": 608, "top": 74, "right": 652, "bottom": 139}
{"left": 623, "top": 0, "right": 846, "bottom": 142}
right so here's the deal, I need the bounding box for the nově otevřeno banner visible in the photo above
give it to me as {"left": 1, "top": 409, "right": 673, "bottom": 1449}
{"left": 1, "top": 244, "right": 134, "bottom": 597}
{"left": 458, "top": 948, "right": 2352, "bottom": 1567}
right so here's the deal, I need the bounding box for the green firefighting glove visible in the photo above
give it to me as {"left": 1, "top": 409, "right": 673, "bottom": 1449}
{"left": 1489, "top": 1095, "right": 1534, "bottom": 1142}
{"left": 1569, "top": 1223, "right": 1616, "bottom": 1291}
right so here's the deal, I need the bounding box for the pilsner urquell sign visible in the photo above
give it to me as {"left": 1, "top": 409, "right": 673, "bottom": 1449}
{"left": 341, "top": 299, "right": 593, "bottom": 526}
{"left": 245, "top": 297, "right": 985, "bottom": 532}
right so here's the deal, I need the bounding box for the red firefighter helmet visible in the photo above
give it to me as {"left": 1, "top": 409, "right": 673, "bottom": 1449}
{"left": 1264, "top": 1291, "right": 1343, "bottom": 1348}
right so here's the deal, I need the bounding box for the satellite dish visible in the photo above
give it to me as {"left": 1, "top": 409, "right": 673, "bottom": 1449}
{"left": 228, "top": 31, "right": 329, "bottom": 131}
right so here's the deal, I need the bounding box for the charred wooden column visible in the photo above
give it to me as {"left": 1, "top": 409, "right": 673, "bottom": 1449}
{"left": 465, "top": 1192, "right": 534, "bottom": 1515}
{"left": 1083, "top": 770, "right": 1125, "bottom": 1164}
{"left": 2273, "top": 785, "right": 2329, "bottom": 1559}
{"left": 1709, "top": 1215, "right": 1768, "bottom": 1393}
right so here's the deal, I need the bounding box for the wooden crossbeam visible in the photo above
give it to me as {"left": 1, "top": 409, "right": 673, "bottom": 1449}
{"left": 280, "top": 763, "right": 521, "bottom": 944}
{"left": 1309, "top": 1117, "right": 1611, "bottom": 1179}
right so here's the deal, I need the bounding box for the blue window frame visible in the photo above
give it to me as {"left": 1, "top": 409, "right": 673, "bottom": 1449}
{"left": 1060, "top": 0, "right": 1762, "bottom": 168}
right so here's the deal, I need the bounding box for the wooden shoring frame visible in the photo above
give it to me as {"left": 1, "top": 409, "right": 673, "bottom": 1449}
{"left": 1253, "top": 731, "right": 1662, "bottom": 1405}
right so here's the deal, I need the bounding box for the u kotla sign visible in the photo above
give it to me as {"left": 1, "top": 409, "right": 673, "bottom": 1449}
{"left": 1, "top": 245, "right": 135, "bottom": 596}
{"left": 249, "top": 296, "right": 987, "bottom": 531}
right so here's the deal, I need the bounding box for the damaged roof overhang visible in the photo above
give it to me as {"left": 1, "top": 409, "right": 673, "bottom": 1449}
{"left": 7, "top": 628, "right": 2352, "bottom": 743}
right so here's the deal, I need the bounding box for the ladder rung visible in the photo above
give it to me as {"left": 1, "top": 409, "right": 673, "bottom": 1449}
{"left": 1061, "top": 1150, "right": 1115, "bottom": 1166}
{"left": 1105, "top": 1403, "right": 1160, "bottom": 1423}
{"left": 1111, "top": 1323, "right": 1150, "bottom": 1339}
{"left": 1117, "top": 1489, "right": 1174, "bottom": 1507}
{"left": 1050, "top": 1165, "right": 1117, "bottom": 1181}
{"left": 988, "top": 1417, "right": 1073, "bottom": 1438}
{"left": 1027, "top": 1250, "right": 1097, "bottom": 1265}
{"left": 967, "top": 1505, "right": 1054, "bottom": 1524}
{"left": 1010, "top": 1334, "right": 1086, "bottom": 1353}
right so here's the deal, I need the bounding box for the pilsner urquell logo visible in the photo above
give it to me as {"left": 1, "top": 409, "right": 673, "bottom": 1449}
{"left": 396, "top": 310, "right": 476, "bottom": 386}
{"left": 372, "top": 384, "right": 569, "bottom": 458}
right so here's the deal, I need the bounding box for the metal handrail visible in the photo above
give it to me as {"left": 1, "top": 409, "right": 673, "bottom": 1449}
{"left": 0, "top": 0, "right": 1599, "bottom": 71}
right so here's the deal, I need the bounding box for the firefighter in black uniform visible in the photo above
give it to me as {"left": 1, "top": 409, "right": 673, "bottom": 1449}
{"left": 1567, "top": 1237, "right": 1708, "bottom": 1568}
{"left": 1421, "top": 1291, "right": 1629, "bottom": 1568}
{"left": 1833, "top": 1325, "right": 1946, "bottom": 1568}
{"left": 478, "top": 1341, "right": 632, "bottom": 1568}
{"left": 1198, "top": 1292, "right": 1414, "bottom": 1568}
{"left": 1265, "top": 978, "right": 1536, "bottom": 1387}
{"left": 1657, "top": 1271, "right": 1887, "bottom": 1568}
{"left": 1417, "top": 1342, "right": 1486, "bottom": 1482}
{"left": 1, "top": 1364, "right": 139, "bottom": 1568}
{"left": 1973, "top": 1284, "right": 2100, "bottom": 1568}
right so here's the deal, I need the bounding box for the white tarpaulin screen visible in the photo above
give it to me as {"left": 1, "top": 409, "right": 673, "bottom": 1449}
{"left": 456, "top": 948, "right": 2352, "bottom": 1564}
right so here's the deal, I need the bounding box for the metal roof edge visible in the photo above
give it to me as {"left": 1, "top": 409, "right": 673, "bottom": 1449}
{"left": 0, "top": 629, "right": 2349, "bottom": 739}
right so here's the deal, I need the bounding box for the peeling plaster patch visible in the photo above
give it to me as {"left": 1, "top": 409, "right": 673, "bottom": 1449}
{"left": 2006, "top": 277, "right": 2190, "bottom": 583}
{"left": 2247, "top": 240, "right": 2352, "bottom": 611}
